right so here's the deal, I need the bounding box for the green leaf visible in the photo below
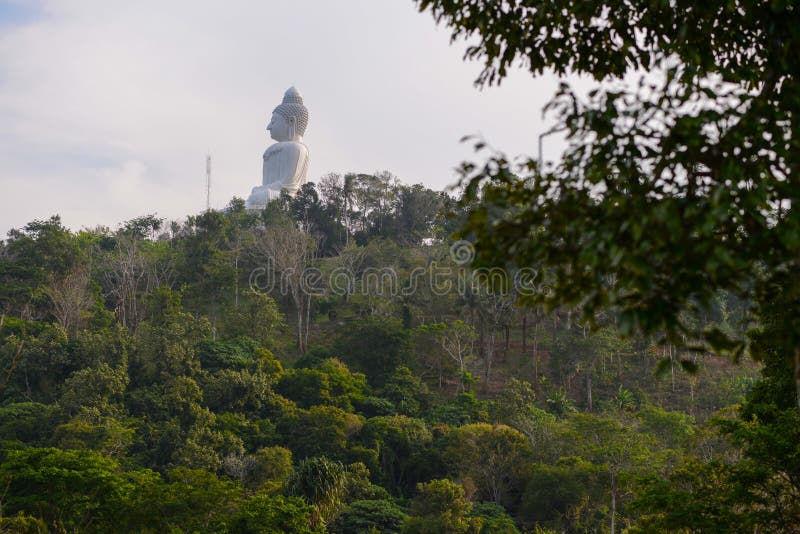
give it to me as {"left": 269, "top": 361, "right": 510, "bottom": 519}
{"left": 679, "top": 359, "right": 699, "bottom": 374}
{"left": 654, "top": 358, "right": 672, "bottom": 377}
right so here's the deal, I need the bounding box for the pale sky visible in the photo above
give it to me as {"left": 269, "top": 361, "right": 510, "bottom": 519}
{"left": 0, "top": 0, "right": 569, "bottom": 237}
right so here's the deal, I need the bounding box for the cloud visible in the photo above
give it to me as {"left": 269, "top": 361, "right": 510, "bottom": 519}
{"left": 0, "top": 0, "right": 566, "bottom": 237}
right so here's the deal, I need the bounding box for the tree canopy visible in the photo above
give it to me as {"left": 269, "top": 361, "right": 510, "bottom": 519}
{"left": 416, "top": 0, "right": 800, "bottom": 407}
{"left": 1, "top": 4, "right": 796, "bottom": 528}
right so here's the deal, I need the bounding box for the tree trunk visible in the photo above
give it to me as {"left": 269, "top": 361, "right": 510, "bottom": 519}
{"left": 484, "top": 331, "right": 495, "bottom": 391}
{"left": 521, "top": 314, "right": 527, "bottom": 353}
{"left": 670, "top": 344, "right": 676, "bottom": 393}
{"left": 234, "top": 255, "right": 239, "bottom": 308}
{"left": 533, "top": 323, "right": 539, "bottom": 385}
{"left": 478, "top": 317, "right": 486, "bottom": 360}
{"left": 610, "top": 473, "right": 616, "bottom": 534}
{"left": 795, "top": 346, "right": 800, "bottom": 412}
{"left": 457, "top": 356, "right": 465, "bottom": 394}
{"left": 305, "top": 293, "right": 311, "bottom": 351}
{"left": 586, "top": 367, "right": 593, "bottom": 411}
{"left": 211, "top": 300, "right": 218, "bottom": 341}
{"left": 552, "top": 313, "right": 558, "bottom": 345}
{"left": 296, "top": 304, "right": 304, "bottom": 353}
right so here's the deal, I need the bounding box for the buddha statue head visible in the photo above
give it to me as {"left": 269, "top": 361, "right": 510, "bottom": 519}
{"left": 268, "top": 86, "right": 309, "bottom": 142}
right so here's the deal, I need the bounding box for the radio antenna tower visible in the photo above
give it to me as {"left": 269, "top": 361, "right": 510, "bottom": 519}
{"left": 205, "top": 154, "right": 211, "bottom": 211}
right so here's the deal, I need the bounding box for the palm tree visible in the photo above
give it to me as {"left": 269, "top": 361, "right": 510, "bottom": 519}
{"left": 288, "top": 457, "right": 349, "bottom": 528}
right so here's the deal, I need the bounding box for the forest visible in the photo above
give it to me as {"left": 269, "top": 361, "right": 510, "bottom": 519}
{"left": 1, "top": 170, "right": 794, "bottom": 533}
{"left": 3, "top": 0, "right": 800, "bottom": 531}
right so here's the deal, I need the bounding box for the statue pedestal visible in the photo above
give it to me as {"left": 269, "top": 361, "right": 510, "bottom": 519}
{"left": 245, "top": 185, "right": 281, "bottom": 210}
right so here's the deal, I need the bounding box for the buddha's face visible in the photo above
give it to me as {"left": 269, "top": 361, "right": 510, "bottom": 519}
{"left": 267, "top": 112, "right": 294, "bottom": 142}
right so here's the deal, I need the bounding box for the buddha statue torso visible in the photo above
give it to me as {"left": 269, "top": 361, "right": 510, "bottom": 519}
{"left": 246, "top": 87, "right": 310, "bottom": 209}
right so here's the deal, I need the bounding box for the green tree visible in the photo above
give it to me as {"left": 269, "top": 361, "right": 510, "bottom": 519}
{"left": 393, "top": 184, "right": 445, "bottom": 246}
{"left": 444, "top": 423, "right": 532, "bottom": 507}
{"left": 491, "top": 379, "right": 559, "bottom": 461}
{"left": 204, "top": 367, "right": 275, "bottom": 415}
{"left": 130, "top": 287, "right": 211, "bottom": 386}
{"left": 433, "top": 391, "right": 490, "bottom": 426}
{"left": 0, "top": 513, "right": 49, "bottom": 533}
{"left": 634, "top": 276, "right": 800, "bottom": 531}
{"left": 59, "top": 362, "right": 129, "bottom": 417}
{"left": 0, "top": 402, "right": 60, "bottom": 447}
{"left": 331, "top": 499, "right": 408, "bottom": 534}
{"left": 176, "top": 209, "right": 238, "bottom": 325}
{"left": 0, "top": 216, "right": 84, "bottom": 315}
{"left": 229, "top": 493, "right": 320, "bottom": 534}
{"left": 402, "top": 479, "right": 480, "bottom": 534}
{"left": 0, "top": 447, "right": 139, "bottom": 533}
{"left": 278, "top": 368, "right": 334, "bottom": 409}
{"left": 334, "top": 319, "right": 410, "bottom": 387}
{"left": 415, "top": 0, "right": 800, "bottom": 409}
{"left": 54, "top": 409, "right": 135, "bottom": 457}
{"left": 382, "top": 366, "right": 430, "bottom": 417}
{"left": 638, "top": 405, "right": 695, "bottom": 451}
{"left": 288, "top": 181, "right": 347, "bottom": 255}
{"left": 69, "top": 326, "right": 130, "bottom": 370}
{"left": 566, "top": 414, "right": 657, "bottom": 534}
{"left": 198, "top": 337, "right": 281, "bottom": 373}
{"left": 631, "top": 459, "right": 751, "bottom": 533}
{"left": 222, "top": 290, "right": 284, "bottom": 348}
{"left": 288, "top": 457, "right": 350, "bottom": 528}
{"left": 148, "top": 466, "right": 241, "bottom": 532}
{"left": 518, "top": 458, "right": 606, "bottom": 533}
{"left": 276, "top": 359, "right": 369, "bottom": 412}
{"left": 0, "top": 323, "right": 70, "bottom": 403}
{"left": 128, "top": 374, "right": 228, "bottom": 470}
{"left": 281, "top": 405, "right": 363, "bottom": 461}
{"left": 247, "top": 446, "right": 294, "bottom": 489}
{"left": 359, "top": 415, "right": 433, "bottom": 495}
{"left": 469, "top": 502, "right": 520, "bottom": 534}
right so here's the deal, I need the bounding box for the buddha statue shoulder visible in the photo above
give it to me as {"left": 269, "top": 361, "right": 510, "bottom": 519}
{"left": 246, "top": 87, "right": 310, "bottom": 209}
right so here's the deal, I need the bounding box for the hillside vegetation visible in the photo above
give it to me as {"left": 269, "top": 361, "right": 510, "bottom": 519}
{"left": 0, "top": 174, "right": 789, "bottom": 533}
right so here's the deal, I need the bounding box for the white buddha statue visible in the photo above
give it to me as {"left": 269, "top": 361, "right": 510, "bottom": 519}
{"left": 245, "top": 87, "right": 310, "bottom": 209}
